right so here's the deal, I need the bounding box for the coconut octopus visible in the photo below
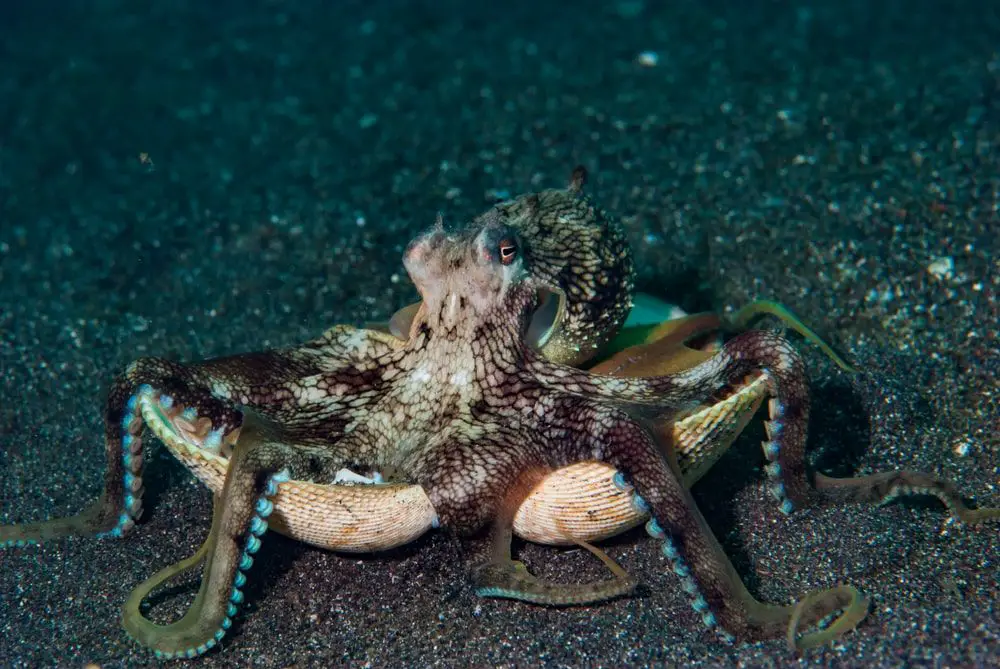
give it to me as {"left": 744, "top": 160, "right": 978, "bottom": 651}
{"left": 2, "top": 167, "right": 996, "bottom": 660}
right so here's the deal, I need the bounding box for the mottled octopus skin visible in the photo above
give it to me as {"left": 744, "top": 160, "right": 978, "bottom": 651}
{"left": 1, "top": 168, "right": 997, "bottom": 660}
{"left": 140, "top": 313, "right": 770, "bottom": 553}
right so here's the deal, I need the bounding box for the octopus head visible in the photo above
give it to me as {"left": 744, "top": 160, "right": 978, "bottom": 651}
{"left": 403, "top": 211, "right": 536, "bottom": 332}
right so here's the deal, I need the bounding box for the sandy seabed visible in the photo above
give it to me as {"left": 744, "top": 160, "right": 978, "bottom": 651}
{"left": 1, "top": 1, "right": 997, "bottom": 666}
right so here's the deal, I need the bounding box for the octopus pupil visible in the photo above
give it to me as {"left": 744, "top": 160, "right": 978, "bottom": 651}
{"left": 499, "top": 241, "right": 517, "bottom": 265}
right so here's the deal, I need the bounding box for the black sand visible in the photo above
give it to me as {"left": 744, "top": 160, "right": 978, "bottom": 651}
{"left": 1, "top": 0, "right": 997, "bottom": 666}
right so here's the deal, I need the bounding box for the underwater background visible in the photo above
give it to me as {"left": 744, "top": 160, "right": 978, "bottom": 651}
{"left": 0, "top": 0, "right": 997, "bottom": 666}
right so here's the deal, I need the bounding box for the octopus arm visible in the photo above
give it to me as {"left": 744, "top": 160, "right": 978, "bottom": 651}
{"left": 121, "top": 411, "right": 359, "bottom": 659}
{"left": 472, "top": 468, "right": 637, "bottom": 606}
{"left": 549, "top": 400, "right": 870, "bottom": 648}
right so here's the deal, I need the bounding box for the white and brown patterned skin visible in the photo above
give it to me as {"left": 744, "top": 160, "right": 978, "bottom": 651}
{"left": 474, "top": 166, "right": 635, "bottom": 365}
{"left": 389, "top": 165, "right": 635, "bottom": 365}
{"left": 3, "top": 168, "right": 996, "bottom": 659}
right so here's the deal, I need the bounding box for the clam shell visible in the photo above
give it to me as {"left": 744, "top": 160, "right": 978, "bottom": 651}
{"left": 515, "top": 374, "right": 767, "bottom": 544}
{"left": 141, "top": 374, "right": 767, "bottom": 552}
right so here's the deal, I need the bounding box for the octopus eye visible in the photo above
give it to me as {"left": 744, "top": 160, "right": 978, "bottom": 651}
{"left": 498, "top": 239, "right": 518, "bottom": 265}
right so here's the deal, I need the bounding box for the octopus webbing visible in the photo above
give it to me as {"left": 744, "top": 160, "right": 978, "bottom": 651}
{"left": 1, "top": 167, "right": 997, "bottom": 659}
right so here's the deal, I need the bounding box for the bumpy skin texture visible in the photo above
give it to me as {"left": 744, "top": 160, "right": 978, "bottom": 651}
{"left": 477, "top": 171, "right": 634, "bottom": 366}
{"left": 1, "top": 169, "right": 997, "bottom": 659}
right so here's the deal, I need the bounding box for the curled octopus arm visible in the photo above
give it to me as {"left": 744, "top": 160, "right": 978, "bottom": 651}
{"left": 122, "top": 411, "right": 364, "bottom": 659}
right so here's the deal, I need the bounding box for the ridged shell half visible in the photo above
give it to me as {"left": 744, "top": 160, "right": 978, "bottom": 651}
{"left": 140, "top": 374, "right": 767, "bottom": 552}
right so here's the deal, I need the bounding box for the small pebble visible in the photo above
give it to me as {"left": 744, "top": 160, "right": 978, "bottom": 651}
{"left": 926, "top": 256, "right": 954, "bottom": 280}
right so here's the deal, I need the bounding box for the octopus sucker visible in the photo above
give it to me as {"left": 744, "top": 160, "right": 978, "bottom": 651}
{"left": 1, "top": 166, "right": 995, "bottom": 658}
{"left": 121, "top": 431, "right": 290, "bottom": 660}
